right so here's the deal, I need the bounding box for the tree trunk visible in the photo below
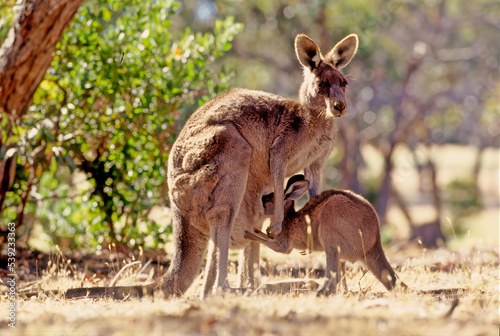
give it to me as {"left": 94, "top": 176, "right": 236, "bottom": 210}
{"left": 0, "top": 0, "right": 83, "bottom": 227}
{"left": 375, "top": 145, "right": 395, "bottom": 226}
{"left": 410, "top": 149, "right": 446, "bottom": 248}
{"left": 338, "top": 125, "right": 362, "bottom": 193}
{"left": 0, "top": 0, "right": 84, "bottom": 117}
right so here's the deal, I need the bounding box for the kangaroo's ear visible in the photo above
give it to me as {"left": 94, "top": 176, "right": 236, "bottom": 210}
{"left": 295, "top": 34, "right": 322, "bottom": 70}
{"left": 326, "top": 34, "right": 358, "bottom": 69}
{"left": 285, "top": 180, "right": 310, "bottom": 201}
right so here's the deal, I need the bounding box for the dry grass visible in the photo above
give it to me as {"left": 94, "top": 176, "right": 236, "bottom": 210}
{"left": 1, "top": 247, "right": 498, "bottom": 336}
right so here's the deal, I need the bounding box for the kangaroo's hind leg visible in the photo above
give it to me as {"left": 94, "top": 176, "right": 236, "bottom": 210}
{"left": 317, "top": 245, "right": 340, "bottom": 296}
{"left": 158, "top": 205, "right": 209, "bottom": 296}
{"left": 202, "top": 123, "right": 252, "bottom": 296}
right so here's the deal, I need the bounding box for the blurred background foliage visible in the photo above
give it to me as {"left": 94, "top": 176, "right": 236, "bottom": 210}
{"left": 0, "top": 0, "right": 498, "bottom": 251}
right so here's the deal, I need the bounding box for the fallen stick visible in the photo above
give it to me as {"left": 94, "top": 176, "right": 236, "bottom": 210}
{"left": 109, "top": 261, "right": 141, "bottom": 286}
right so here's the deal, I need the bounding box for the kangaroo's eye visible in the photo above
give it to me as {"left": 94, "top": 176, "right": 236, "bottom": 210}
{"left": 318, "top": 81, "right": 327, "bottom": 88}
{"left": 341, "top": 81, "right": 348, "bottom": 87}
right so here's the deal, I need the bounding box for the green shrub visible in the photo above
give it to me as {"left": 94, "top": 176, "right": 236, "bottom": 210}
{"left": 1, "top": 0, "right": 242, "bottom": 251}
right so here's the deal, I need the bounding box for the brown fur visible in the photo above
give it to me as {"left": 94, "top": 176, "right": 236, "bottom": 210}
{"left": 246, "top": 175, "right": 404, "bottom": 295}
{"left": 163, "top": 33, "right": 359, "bottom": 297}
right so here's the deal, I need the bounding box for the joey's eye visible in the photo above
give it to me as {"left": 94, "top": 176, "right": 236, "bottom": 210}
{"left": 318, "top": 81, "right": 327, "bottom": 88}
{"left": 341, "top": 81, "right": 348, "bottom": 87}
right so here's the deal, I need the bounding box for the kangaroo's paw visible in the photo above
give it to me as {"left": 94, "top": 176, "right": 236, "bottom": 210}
{"left": 266, "top": 226, "right": 281, "bottom": 239}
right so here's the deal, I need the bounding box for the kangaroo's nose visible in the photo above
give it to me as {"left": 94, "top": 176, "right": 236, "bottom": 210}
{"left": 333, "top": 101, "right": 345, "bottom": 113}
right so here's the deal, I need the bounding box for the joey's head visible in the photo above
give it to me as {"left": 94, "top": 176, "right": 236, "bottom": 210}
{"left": 262, "top": 175, "right": 310, "bottom": 222}
{"left": 295, "top": 33, "right": 358, "bottom": 117}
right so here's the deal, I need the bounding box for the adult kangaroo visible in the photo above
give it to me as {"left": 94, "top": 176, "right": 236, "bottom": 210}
{"left": 162, "top": 33, "right": 358, "bottom": 297}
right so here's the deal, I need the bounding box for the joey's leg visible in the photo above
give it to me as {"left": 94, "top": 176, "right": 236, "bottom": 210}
{"left": 158, "top": 205, "right": 209, "bottom": 296}
{"left": 237, "top": 242, "right": 261, "bottom": 288}
{"left": 340, "top": 260, "right": 348, "bottom": 292}
{"left": 317, "top": 246, "right": 340, "bottom": 296}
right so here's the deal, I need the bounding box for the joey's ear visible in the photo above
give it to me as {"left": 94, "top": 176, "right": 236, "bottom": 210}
{"left": 326, "top": 34, "right": 358, "bottom": 69}
{"left": 284, "top": 180, "right": 310, "bottom": 201}
{"left": 285, "top": 174, "right": 305, "bottom": 190}
{"left": 295, "top": 34, "right": 322, "bottom": 70}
